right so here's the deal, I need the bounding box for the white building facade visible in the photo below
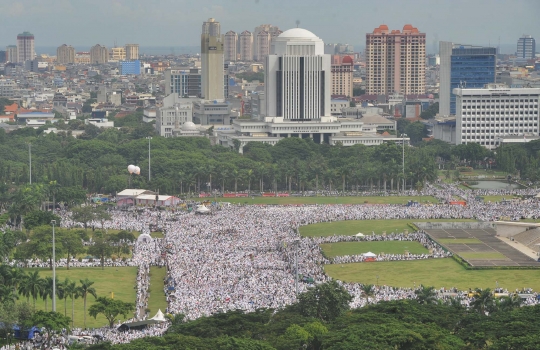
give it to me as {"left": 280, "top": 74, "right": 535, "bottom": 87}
{"left": 454, "top": 84, "right": 540, "bottom": 150}
{"left": 156, "top": 94, "right": 194, "bottom": 137}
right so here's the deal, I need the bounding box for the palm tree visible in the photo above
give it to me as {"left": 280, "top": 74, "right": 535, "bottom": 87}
{"left": 246, "top": 169, "right": 254, "bottom": 194}
{"left": 65, "top": 280, "right": 79, "bottom": 328}
{"left": 496, "top": 293, "right": 522, "bottom": 313}
{"left": 232, "top": 168, "right": 241, "bottom": 193}
{"left": 56, "top": 278, "right": 67, "bottom": 316}
{"left": 471, "top": 288, "right": 494, "bottom": 315}
{"left": 41, "top": 277, "right": 54, "bottom": 311}
{"left": 10, "top": 268, "right": 27, "bottom": 294}
{"left": 0, "top": 284, "right": 18, "bottom": 304}
{"left": 78, "top": 278, "right": 97, "bottom": 328}
{"left": 24, "top": 270, "right": 43, "bottom": 311}
{"left": 415, "top": 285, "right": 437, "bottom": 305}
{"left": 361, "top": 284, "right": 376, "bottom": 304}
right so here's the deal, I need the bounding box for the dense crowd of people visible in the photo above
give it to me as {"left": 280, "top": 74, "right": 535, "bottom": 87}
{"left": 9, "top": 183, "right": 540, "bottom": 347}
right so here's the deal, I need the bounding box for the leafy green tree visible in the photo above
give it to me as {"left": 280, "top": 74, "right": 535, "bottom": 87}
{"left": 88, "top": 234, "right": 114, "bottom": 269}
{"left": 88, "top": 296, "right": 135, "bottom": 328}
{"left": 23, "top": 210, "right": 60, "bottom": 231}
{"left": 58, "top": 230, "right": 85, "bottom": 270}
{"left": 29, "top": 225, "right": 65, "bottom": 270}
{"left": 31, "top": 310, "right": 71, "bottom": 349}
{"left": 78, "top": 278, "right": 97, "bottom": 328}
{"left": 65, "top": 279, "right": 80, "bottom": 328}
{"left": 71, "top": 206, "right": 97, "bottom": 230}
{"left": 297, "top": 280, "right": 352, "bottom": 322}
{"left": 415, "top": 285, "right": 437, "bottom": 305}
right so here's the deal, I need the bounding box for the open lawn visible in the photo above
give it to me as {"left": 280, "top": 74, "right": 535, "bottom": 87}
{"left": 211, "top": 196, "right": 439, "bottom": 205}
{"left": 147, "top": 266, "right": 168, "bottom": 316}
{"left": 459, "top": 252, "right": 509, "bottom": 260}
{"left": 320, "top": 241, "right": 428, "bottom": 258}
{"left": 20, "top": 267, "right": 137, "bottom": 329}
{"left": 300, "top": 219, "right": 477, "bottom": 237}
{"left": 482, "top": 195, "right": 518, "bottom": 203}
{"left": 437, "top": 238, "right": 483, "bottom": 244}
{"left": 324, "top": 258, "right": 540, "bottom": 290}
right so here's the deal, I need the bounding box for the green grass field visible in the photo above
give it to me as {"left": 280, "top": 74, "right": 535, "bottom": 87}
{"left": 320, "top": 241, "right": 428, "bottom": 258}
{"left": 20, "top": 267, "right": 137, "bottom": 329}
{"left": 482, "top": 195, "right": 518, "bottom": 203}
{"left": 300, "top": 219, "right": 477, "bottom": 237}
{"left": 210, "top": 196, "right": 438, "bottom": 205}
{"left": 147, "top": 266, "right": 168, "bottom": 316}
{"left": 437, "top": 238, "right": 483, "bottom": 244}
{"left": 324, "top": 258, "right": 540, "bottom": 290}
{"left": 459, "top": 252, "right": 509, "bottom": 260}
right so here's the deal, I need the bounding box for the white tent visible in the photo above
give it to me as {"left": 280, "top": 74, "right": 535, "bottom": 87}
{"left": 195, "top": 205, "right": 210, "bottom": 214}
{"left": 137, "top": 233, "right": 153, "bottom": 243}
{"left": 363, "top": 252, "right": 377, "bottom": 257}
{"left": 149, "top": 309, "right": 167, "bottom": 322}
{"left": 354, "top": 233, "right": 365, "bottom": 237}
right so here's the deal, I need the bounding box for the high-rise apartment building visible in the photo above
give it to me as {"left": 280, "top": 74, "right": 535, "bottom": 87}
{"left": 454, "top": 84, "right": 540, "bottom": 149}
{"left": 125, "top": 44, "right": 139, "bottom": 60}
{"left": 110, "top": 47, "right": 126, "bottom": 61}
{"left": 331, "top": 55, "right": 354, "bottom": 97}
{"left": 365, "top": 24, "right": 426, "bottom": 96}
{"left": 90, "top": 44, "right": 108, "bottom": 64}
{"left": 6, "top": 45, "right": 17, "bottom": 63}
{"left": 224, "top": 31, "right": 238, "bottom": 61}
{"left": 439, "top": 42, "right": 496, "bottom": 116}
{"left": 239, "top": 31, "right": 253, "bottom": 61}
{"left": 253, "top": 24, "right": 280, "bottom": 61}
{"left": 56, "top": 44, "right": 75, "bottom": 64}
{"left": 517, "top": 35, "right": 536, "bottom": 60}
{"left": 266, "top": 28, "right": 331, "bottom": 120}
{"left": 16, "top": 31, "right": 35, "bottom": 63}
{"left": 201, "top": 18, "right": 225, "bottom": 100}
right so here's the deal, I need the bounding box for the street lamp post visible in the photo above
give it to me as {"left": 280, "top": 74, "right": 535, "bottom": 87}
{"left": 294, "top": 239, "right": 300, "bottom": 297}
{"left": 402, "top": 133, "right": 407, "bottom": 191}
{"left": 146, "top": 137, "right": 152, "bottom": 182}
{"left": 376, "top": 275, "right": 379, "bottom": 286}
{"left": 28, "top": 143, "right": 32, "bottom": 184}
{"left": 51, "top": 220, "right": 57, "bottom": 312}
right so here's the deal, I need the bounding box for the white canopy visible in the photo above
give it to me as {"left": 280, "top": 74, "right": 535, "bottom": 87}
{"left": 354, "top": 233, "right": 365, "bottom": 237}
{"left": 149, "top": 309, "right": 166, "bottom": 322}
{"left": 137, "top": 233, "right": 153, "bottom": 243}
{"left": 195, "top": 205, "right": 210, "bottom": 213}
{"left": 363, "top": 252, "right": 377, "bottom": 257}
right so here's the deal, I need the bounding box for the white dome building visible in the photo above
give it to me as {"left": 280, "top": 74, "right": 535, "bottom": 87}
{"left": 181, "top": 121, "right": 197, "bottom": 131}
{"left": 271, "top": 28, "right": 325, "bottom": 56}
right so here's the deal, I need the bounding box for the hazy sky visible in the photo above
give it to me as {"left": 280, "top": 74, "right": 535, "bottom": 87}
{"left": 1, "top": 0, "right": 539, "bottom": 53}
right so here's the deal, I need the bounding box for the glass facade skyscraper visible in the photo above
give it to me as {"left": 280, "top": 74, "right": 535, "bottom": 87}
{"left": 439, "top": 42, "right": 496, "bottom": 116}
{"left": 449, "top": 46, "right": 496, "bottom": 114}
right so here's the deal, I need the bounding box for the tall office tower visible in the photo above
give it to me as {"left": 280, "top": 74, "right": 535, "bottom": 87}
{"left": 6, "top": 45, "right": 18, "bottom": 63}
{"left": 439, "top": 42, "right": 496, "bottom": 116}
{"left": 239, "top": 31, "right": 253, "bottom": 61}
{"left": 266, "top": 28, "right": 331, "bottom": 120}
{"left": 224, "top": 31, "right": 238, "bottom": 61}
{"left": 331, "top": 55, "right": 354, "bottom": 97}
{"left": 16, "top": 31, "right": 35, "bottom": 63}
{"left": 125, "top": 44, "right": 139, "bottom": 60}
{"left": 517, "top": 35, "right": 535, "bottom": 59}
{"left": 90, "top": 44, "right": 108, "bottom": 64}
{"left": 109, "top": 47, "right": 126, "bottom": 61}
{"left": 256, "top": 31, "right": 271, "bottom": 62}
{"left": 56, "top": 44, "right": 75, "bottom": 64}
{"left": 165, "top": 68, "right": 202, "bottom": 97}
{"left": 201, "top": 18, "right": 224, "bottom": 100}
{"left": 253, "top": 24, "right": 280, "bottom": 61}
{"left": 365, "top": 24, "right": 426, "bottom": 96}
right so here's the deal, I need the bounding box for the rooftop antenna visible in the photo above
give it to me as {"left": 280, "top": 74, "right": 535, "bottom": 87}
{"left": 296, "top": 20, "right": 300, "bottom": 28}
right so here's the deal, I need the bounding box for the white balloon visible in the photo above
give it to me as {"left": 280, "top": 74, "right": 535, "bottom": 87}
{"left": 134, "top": 166, "right": 141, "bottom": 175}
{"left": 128, "top": 164, "right": 136, "bottom": 174}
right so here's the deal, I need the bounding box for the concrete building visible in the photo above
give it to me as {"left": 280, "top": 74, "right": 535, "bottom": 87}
{"left": 253, "top": 24, "right": 280, "bottom": 61}
{"left": 75, "top": 52, "right": 91, "bottom": 64}
{"left": 331, "top": 55, "right": 354, "bottom": 97}
{"left": 109, "top": 47, "right": 126, "bottom": 61}
{"left": 97, "top": 87, "right": 122, "bottom": 106}
{"left": 454, "top": 84, "right": 540, "bottom": 149}
{"left": 517, "top": 35, "right": 535, "bottom": 60}
{"left": 165, "top": 68, "right": 202, "bottom": 97}
{"left": 239, "top": 31, "right": 253, "bottom": 61}
{"left": 5, "top": 45, "right": 17, "bottom": 63}
{"left": 193, "top": 100, "right": 231, "bottom": 125}
{"left": 216, "top": 28, "right": 409, "bottom": 152}
{"left": 0, "top": 79, "right": 16, "bottom": 97}
{"left": 330, "top": 99, "right": 349, "bottom": 116}
{"left": 90, "top": 45, "right": 108, "bottom": 64}
{"left": 224, "top": 31, "right": 238, "bottom": 61}
{"left": 201, "top": 18, "right": 225, "bottom": 100}
{"left": 365, "top": 24, "right": 426, "bottom": 96}
{"left": 156, "top": 93, "right": 194, "bottom": 137}
{"left": 125, "top": 44, "right": 139, "bottom": 60}
{"left": 56, "top": 44, "right": 75, "bottom": 64}
{"left": 16, "top": 31, "right": 35, "bottom": 63}
{"left": 324, "top": 43, "right": 337, "bottom": 54}
{"left": 439, "top": 42, "right": 496, "bottom": 116}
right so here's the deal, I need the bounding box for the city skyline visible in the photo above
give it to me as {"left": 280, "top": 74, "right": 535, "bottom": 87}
{"left": 0, "top": 0, "right": 539, "bottom": 53}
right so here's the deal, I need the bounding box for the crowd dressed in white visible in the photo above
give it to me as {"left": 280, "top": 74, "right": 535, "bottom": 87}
{"left": 6, "top": 183, "right": 540, "bottom": 348}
